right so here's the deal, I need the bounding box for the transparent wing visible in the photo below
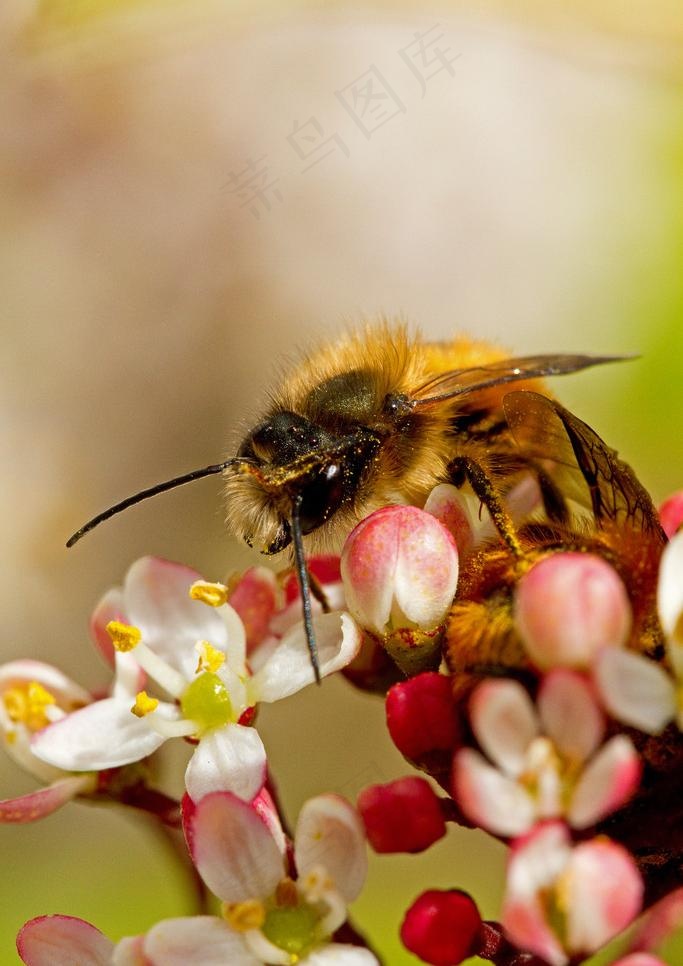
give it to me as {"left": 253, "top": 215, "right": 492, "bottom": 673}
{"left": 502, "top": 390, "right": 664, "bottom": 540}
{"left": 411, "top": 353, "right": 630, "bottom": 406}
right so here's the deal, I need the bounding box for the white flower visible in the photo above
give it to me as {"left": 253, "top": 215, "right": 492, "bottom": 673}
{"left": 32, "top": 557, "right": 360, "bottom": 803}
{"left": 453, "top": 672, "right": 641, "bottom": 836}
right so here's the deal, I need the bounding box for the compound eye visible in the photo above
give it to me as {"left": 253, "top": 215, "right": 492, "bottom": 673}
{"left": 298, "top": 464, "right": 345, "bottom": 535}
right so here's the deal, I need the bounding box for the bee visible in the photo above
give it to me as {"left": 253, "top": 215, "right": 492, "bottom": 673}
{"left": 67, "top": 322, "right": 624, "bottom": 679}
{"left": 445, "top": 389, "right": 667, "bottom": 700}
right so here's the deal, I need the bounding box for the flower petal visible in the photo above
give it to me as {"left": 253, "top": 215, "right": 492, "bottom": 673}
{"left": 124, "top": 557, "right": 245, "bottom": 677}
{"left": 111, "top": 935, "right": 145, "bottom": 965}
{"left": 90, "top": 587, "right": 127, "bottom": 668}
{"left": 303, "top": 946, "right": 379, "bottom": 965}
{"left": 538, "top": 670, "right": 604, "bottom": 763}
{"left": 0, "top": 775, "right": 95, "bottom": 823}
{"left": 568, "top": 735, "right": 641, "bottom": 829}
{"left": 295, "top": 795, "right": 367, "bottom": 902}
{"left": 251, "top": 613, "right": 361, "bottom": 703}
{"left": 187, "top": 791, "right": 284, "bottom": 902}
{"left": 31, "top": 698, "right": 167, "bottom": 770}
{"left": 453, "top": 749, "right": 536, "bottom": 837}
{"left": 565, "top": 838, "right": 642, "bottom": 954}
{"left": 469, "top": 679, "right": 539, "bottom": 775}
{"left": 502, "top": 821, "right": 573, "bottom": 966}
{"left": 17, "top": 915, "right": 113, "bottom": 966}
{"left": 593, "top": 648, "right": 676, "bottom": 734}
{"left": 143, "top": 916, "right": 258, "bottom": 966}
{"left": 184, "top": 725, "right": 267, "bottom": 803}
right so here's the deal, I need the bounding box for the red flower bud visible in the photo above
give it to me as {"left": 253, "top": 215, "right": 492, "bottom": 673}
{"left": 401, "top": 889, "right": 481, "bottom": 965}
{"left": 386, "top": 672, "right": 460, "bottom": 761}
{"left": 357, "top": 777, "right": 446, "bottom": 854}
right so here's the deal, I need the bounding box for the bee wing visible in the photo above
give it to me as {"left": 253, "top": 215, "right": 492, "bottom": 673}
{"left": 502, "top": 390, "right": 665, "bottom": 540}
{"left": 411, "top": 353, "right": 630, "bottom": 405}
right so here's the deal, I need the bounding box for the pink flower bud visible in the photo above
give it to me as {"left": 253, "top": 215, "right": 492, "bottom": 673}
{"left": 357, "top": 777, "right": 446, "bottom": 853}
{"left": 386, "top": 672, "right": 460, "bottom": 762}
{"left": 400, "top": 889, "right": 481, "bottom": 965}
{"left": 341, "top": 506, "right": 459, "bottom": 636}
{"left": 659, "top": 491, "right": 683, "bottom": 538}
{"left": 514, "top": 552, "right": 632, "bottom": 670}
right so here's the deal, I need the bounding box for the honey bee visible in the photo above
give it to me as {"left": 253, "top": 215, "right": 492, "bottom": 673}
{"left": 67, "top": 323, "right": 624, "bottom": 678}
{"left": 445, "top": 389, "right": 667, "bottom": 699}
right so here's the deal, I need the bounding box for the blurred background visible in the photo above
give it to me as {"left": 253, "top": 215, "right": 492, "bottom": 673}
{"left": 1, "top": 1, "right": 682, "bottom": 962}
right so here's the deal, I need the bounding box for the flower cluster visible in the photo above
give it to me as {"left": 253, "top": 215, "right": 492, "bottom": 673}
{"left": 5, "top": 469, "right": 683, "bottom": 964}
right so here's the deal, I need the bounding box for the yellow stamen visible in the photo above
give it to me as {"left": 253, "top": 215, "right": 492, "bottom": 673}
{"left": 195, "top": 640, "right": 226, "bottom": 675}
{"left": 131, "top": 691, "right": 159, "bottom": 718}
{"left": 190, "top": 580, "right": 228, "bottom": 608}
{"left": 222, "top": 899, "right": 266, "bottom": 932}
{"left": 3, "top": 682, "right": 56, "bottom": 731}
{"left": 106, "top": 620, "right": 142, "bottom": 652}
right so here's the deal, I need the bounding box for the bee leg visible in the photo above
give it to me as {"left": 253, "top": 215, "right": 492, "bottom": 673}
{"left": 533, "top": 463, "right": 570, "bottom": 525}
{"left": 447, "top": 456, "right": 524, "bottom": 561}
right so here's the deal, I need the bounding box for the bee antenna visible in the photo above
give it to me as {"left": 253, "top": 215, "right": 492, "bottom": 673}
{"left": 66, "top": 459, "right": 244, "bottom": 548}
{"left": 290, "top": 494, "right": 322, "bottom": 685}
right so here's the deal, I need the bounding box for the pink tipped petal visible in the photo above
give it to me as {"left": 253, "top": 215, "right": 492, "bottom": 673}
{"left": 658, "top": 492, "right": 683, "bottom": 538}
{"left": 341, "top": 510, "right": 400, "bottom": 634}
{"left": 612, "top": 957, "right": 667, "bottom": 966}
{"left": 90, "top": 587, "right": 127, "bottom": 667}
{"left": 0, "top": 775, "right": 95, "bottom": 823}
{"left": 229, "top": 567, "right": 280, "bottom": 653}
{"left": 629, "top": 887, "right": 683, "bottom": 952}
{"left": 568, "top": 735, "right": 641, "bottom": 829}
{"left": 184, "top": 725, "right": 267, "bottom": 803}
{"left": 189, "top": 791, "right": 284, "bottom": 902}
{"left": 31, "top": 699, "right": 167, "bottom": 770}
{"left": 251, "top": 613, "right": 361, "bottom": 702}
{"left": 0, "top": 660, "right": 92, "bottom": 707}
{"left": 143, "top": 916, "right": 258, "bottom": 966}
{"left": 565, "top": 838, "right": 643, "bottom": 954}
{"left": 252, "top": 787, "right": 287, "bottom": 855}
{"left": 303, "top": 947, "right": 380, "bottom": 965}
{"left": 594, "top": 648, "right": 676, "bottom": 734}
{"left": 17, "top": 915, "right": 114, "bottom": 966}
{"left": 453, "top": 749, "right": 536, "bottom": 836}
{"left": 538, "top": 671, "right": 604, "bottom": 762}
{"left": 469, "top": 679, "right": 539, "bottom": 774}
{"left": 392, "top": 510, "right": 459, "bottom": 629}
{"left": 295, "top": 794, "right": 368, "bottom": 902}
{"left": 503, "top": 822, "right": 573, "bottom": 966}
{"left": 515, "top": 553, "right": 632, "bottom": 669}
{"left": 423, "top": 483, "right": 477, "bottom": 556}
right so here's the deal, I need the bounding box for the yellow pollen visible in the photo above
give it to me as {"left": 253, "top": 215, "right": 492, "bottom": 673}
{"left": 131, "top": 691, "right": 159, "bottom": 718}
{"left": 222, "top": 899, "right": 266, "bottom": 932}
{"left": 106, "top": 620, "right": 142, "bottom": 652}
{"left": 3, "top": 682, "right": 56, "bottom": 730}
{"left": 195, "top": 640, "right": 226, "bottom": 675}
{"left": 190, "top": 580, "right": 228, "bottom": 608}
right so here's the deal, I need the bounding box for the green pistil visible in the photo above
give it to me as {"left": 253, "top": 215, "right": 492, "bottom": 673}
{"left": 262, "top": 904, "right": 320, "bottom": 957}
{"left": 180, "top": 672, "right": 233, "bottom": 733}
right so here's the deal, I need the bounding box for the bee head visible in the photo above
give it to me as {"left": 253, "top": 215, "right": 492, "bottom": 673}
{"left": 226, "top": 410, "right": 381, "bottom": 555}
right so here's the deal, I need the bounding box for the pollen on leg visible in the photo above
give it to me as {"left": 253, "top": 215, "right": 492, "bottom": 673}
{"left": 222, "top": 899, "right": 266, "bottom": 932}
{"left": 131, "top": 691, "right": 159, "bottom": 718}
{"left": 190, "top": 580, "right": 228, "bottom": 608}
{"left": 106, "top": 620, "right": 142, "bottom": 652}
{"left": 195, "top": 640, "right": 226, "bottom": 674}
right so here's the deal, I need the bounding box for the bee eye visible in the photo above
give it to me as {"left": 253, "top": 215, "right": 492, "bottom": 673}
{"left": 298, "top": 463, "right": 345, "bottom": 534}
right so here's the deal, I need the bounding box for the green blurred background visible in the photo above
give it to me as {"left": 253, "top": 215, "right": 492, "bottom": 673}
{"left": 1, "top": 1, "right": 682, "bottom": 962}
